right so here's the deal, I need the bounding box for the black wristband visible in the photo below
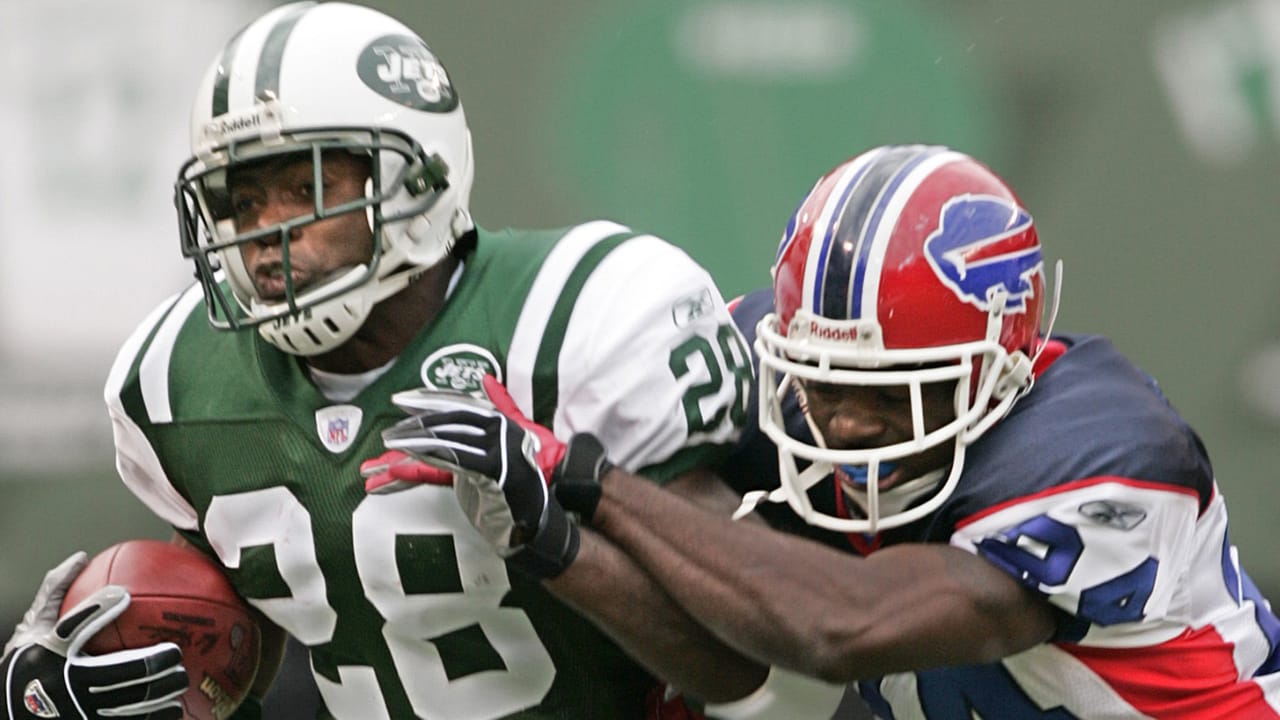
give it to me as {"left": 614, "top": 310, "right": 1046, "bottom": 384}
{"left": 552, "top": 433, "right": 614, "bottom": 523}
{"left": 509, "top": 500, "right": 580, "bottom": 580}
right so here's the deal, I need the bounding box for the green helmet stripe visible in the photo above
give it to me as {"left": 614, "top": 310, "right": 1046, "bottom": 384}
{"left": 210, "top": 27, "right": 246, "bottom": 118}
{"left": 255, "top": 3, "right": 311, "bottom": 105}
{"left": 211, "top": 3, "right": 313, "bottom": 118}
{"left": 530, "top": 234, "right": 634, "bottom": 426}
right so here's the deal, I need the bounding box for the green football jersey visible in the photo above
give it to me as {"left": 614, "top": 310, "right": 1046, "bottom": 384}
{"left": 104, "top": 221, "right": 750, "bottom": 720}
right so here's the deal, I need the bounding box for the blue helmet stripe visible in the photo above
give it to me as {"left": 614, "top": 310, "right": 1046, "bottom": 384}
{"left": 812, "top": 158, "right": 875, "bottom": 318}
{"left": 818, "top": 146, "right": 936, "bottom": 320}
{"left": 849, "top": 147, "right": 944, "bottom": 318}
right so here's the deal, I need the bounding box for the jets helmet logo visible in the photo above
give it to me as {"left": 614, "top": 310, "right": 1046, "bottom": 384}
{"left": 924, "top": 195, "right": 1042, "bottom": 313}
{"left": 357, "top": 34, "right": 459, "bottom": 112}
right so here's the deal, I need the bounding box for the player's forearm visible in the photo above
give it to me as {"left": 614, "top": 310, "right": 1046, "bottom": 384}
{"left": 545, "top": 527, "right": 768, "bottom": 703}
{"left": 592, "top": 469, "right": 886, "bottom": 681}
{"left": 593, "top": 470, "right": 1058, "bottom": 680}
{"left": 591, "top": 474, "right": 838, "bottom": 671}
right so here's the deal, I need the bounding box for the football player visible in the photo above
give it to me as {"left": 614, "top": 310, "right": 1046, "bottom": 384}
{"left": 2, "top": 2, "right": 787, "bottom": 719}
{"left": 390, "top": 144, "right": 1280, "bottom": 717}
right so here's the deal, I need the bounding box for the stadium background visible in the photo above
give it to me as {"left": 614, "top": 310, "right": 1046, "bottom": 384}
{"left": 3, "top": 0, "right": 1279, "bottom": 655}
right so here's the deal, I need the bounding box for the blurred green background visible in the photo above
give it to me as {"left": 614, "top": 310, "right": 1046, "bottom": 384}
{"left": 3, "top": 0, "right": 1278, "bottom": 628}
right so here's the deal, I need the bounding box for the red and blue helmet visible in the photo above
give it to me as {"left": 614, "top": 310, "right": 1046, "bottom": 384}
{"left": 755, "top": 145, "right": 1046, "bottom": 533}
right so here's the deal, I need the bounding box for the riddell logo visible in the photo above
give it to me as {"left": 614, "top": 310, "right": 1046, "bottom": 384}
{"left": 206, "top": 114, "right": 260, "bottom": 136}
{"left": 201, "top": 103, "right": 279, "bottom": 145}
{"left": 807, "top": 320, "right": 857, "bottom": 342}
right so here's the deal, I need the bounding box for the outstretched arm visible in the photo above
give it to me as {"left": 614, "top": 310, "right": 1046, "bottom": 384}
{"left": 590, "top": 468, "right": 1058, "bottom": 683}
{"left": 546, "top": 516, "right": 768, "bottom": 703}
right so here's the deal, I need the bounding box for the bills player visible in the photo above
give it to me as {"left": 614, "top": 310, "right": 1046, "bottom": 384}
{"left": 387, "top": 144, "right": 1280, "bottom": 718}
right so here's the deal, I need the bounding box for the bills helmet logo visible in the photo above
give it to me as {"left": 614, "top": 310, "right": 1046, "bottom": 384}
{"left": 925, "top": 195, "right": 1042, "bottom": 313}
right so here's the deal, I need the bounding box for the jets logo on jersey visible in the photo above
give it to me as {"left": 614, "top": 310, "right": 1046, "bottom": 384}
{"left": 421, "top": 344, "right": 502, "bottom": 397}
{"left": 315, "top": 405, "right": 363, "bottom": 454}
{"left": 925, "top": 195, "right": 1042, "bottom": 313}
{"left": 357, "top": 34, "right": 459, "bottom": 112}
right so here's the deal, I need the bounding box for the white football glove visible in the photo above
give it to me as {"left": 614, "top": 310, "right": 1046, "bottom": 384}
{"left": 2, "top": 552, "right": 188, "bottom": 719}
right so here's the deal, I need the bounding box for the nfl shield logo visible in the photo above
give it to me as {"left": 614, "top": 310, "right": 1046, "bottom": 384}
{"left": 328, "top": 418, "right": 349, "bottom": 445}
{"left": 315, "top": 405, "right": 362, "bottom": 454}
{"left": 24, "top": 679, "right": 58, "bottom": 718}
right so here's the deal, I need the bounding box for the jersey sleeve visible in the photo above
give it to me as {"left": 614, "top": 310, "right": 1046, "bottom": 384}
{"left": 948, "top": 477, "right": 1202, "bottom": 645}
{"left": 103, "top": 288, "right": 201, "bottom": 531}
{"left": 551, "top": 233, "right": 751, "bottom": 482}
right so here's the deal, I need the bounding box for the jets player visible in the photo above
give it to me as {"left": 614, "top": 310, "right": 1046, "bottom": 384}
{"left": 1, "top": 3, "right": 781, "bottom": 719}
{"left": 388, "top": 145, "right": 1280, "bottom": 718}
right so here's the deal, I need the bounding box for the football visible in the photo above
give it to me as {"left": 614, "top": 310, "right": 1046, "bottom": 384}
{"left": 61, "top": 539, "right": 261, "bottom": 720}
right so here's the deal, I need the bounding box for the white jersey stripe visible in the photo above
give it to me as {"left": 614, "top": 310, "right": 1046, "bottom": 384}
{"left": 139, "top": 284, "right": 205, "bottom": 424}
{"left": 103, "top": 287, "right": 201, "bottom": 531}
{"left": 104, "top": 290, "right": 180, "bottom": 405}
{"left": 507, "top": 220, "right": 629, "bottom": 417}
{"left": 554, "top": 235, "right": 739, "bottom": 470}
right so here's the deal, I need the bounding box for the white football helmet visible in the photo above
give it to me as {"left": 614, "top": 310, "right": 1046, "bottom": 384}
{"left": 175, "top": 1, "right": 474, "bottom": 355}
{"left": 749, "top": 145, "right": 1053, "bottom": 533}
